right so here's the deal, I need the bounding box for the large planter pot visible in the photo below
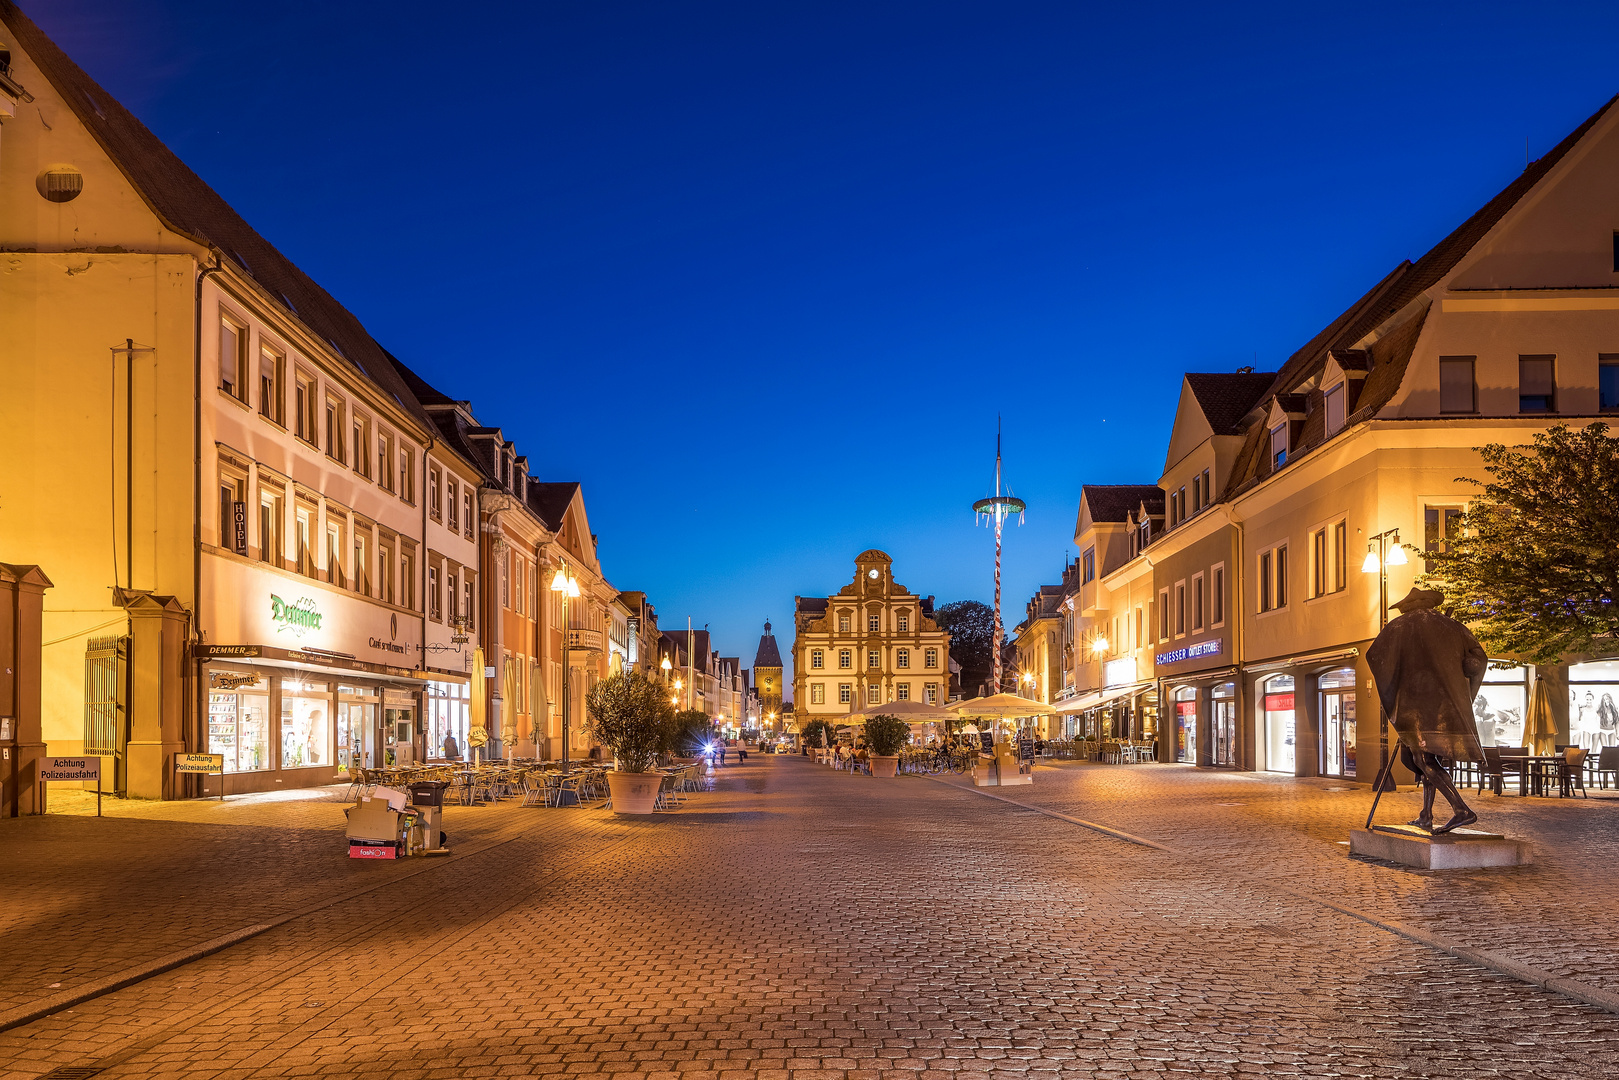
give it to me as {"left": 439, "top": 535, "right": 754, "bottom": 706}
{"left": 869, "top": 754, "right": 899, "bottom": 778}
{"left": 608, "top": 770, "right": 662, "bottom": 815}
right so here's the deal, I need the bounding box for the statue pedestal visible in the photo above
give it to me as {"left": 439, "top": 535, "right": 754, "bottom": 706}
{"left": 1349, "top": 824, "right": 1532, "bottom": 869}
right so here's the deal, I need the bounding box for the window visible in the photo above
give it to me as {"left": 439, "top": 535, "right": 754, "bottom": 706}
{"left": 1211, "top": 566, "right": 1225, "bottom": 626}
{"left": 219, "top": 317, "right": 247, "bottom": 400}
{"left": 1201, "top": 469, "right": 1211, "bottom": 507}
{"left": 501, "top": 552, "right": 511, "bottom": 609}
{"left": 429, "top": 562, "right": 441, "bottom": 620}
{"left": 1312, "top": 527, "right": 1327, "bottom": 597}
{"left": 1519, "top": 355, "right": 1556, "bottom": 412}
{"left": 811, "top": 683, "right": 825, "bottom": 704}
{"left": 1270, "top": 424, "right": 1288, "bottom": 468}
{"left": 868, "top": 613, "right": 880, "bottom": 633}
{"left": 399, "top": 444, "right": 414, "bottom": 503}
{"left": 1174, "top": 581, "right": 1186, "bottom": 636}
{"left": 353, "top": 415, "right": 370, "bottom": 477}
{"left": 1082, "top": 548, "right": 1095, "bottom": 583}
{"left": 325, "top": 396, "right": 345, "bottom": 461}
{"left": 294, "top": 371, "right": 317, "bottom": 445}
{"left": 259, "top": 346, "right": 284, "bottom": 424}
{"left": 295, "top": 507, "right": 315, "bottom": 577}
{"left": 1425, "top": 506, "right": 1465, "bottom": 572}
{"left": 1324, "top": 384, "right": 1345, "bottom": 435}
{"left": 327, "top": 518, "right": 344, "bottom": 586}
{"left": 378, "top": 541, "right": 395, "bottom": 605}
{"left": 897, "top": 648, "right": 910, "bottom": 668}
{"left": 925, "top": 647, "right": 938, "bottom": 668}
{"left": 896, "top": 683, "right": 910, "bottom": 701}
{"left": 447, "top": 570, "right": 459, "bottom": 620}
{"left": 354, "top": 532, "right": 370, "bottom": 595}
{"left": 838, "top": 649, "right": 852, "bottom": 669}
{"left": 811, "top": 649, "right": 824, "bottom": 669}
{"left": 401, "top": 548, "right": 416, "bottom": 611}
{"left": 1192, "top": 572, "right": 1205, "bottom": 631}
{"left": 1135, "top": 605, "right": 1143, "bottom": 647}
{"left": 838, "top": 683, "right": 852, "bottom": 704}
{"left": 463, "top": 490, "right": 474, "bottom": 538}
{"left": 1334, "top": 522, "right": 1346, "bottom": 594}
{"left": 219, "top": 475, "right": 245, "bottom": 554}
{"left": 1309, "top": 521, "right": 1349, "bottom": 597}
{"left": 1138, "top": 518, "right": 1150, "bottom": 550}
{"left": 258, "top": 489, "right": 282, "bottom": 566}
{"left": 1158, "top": 588, "right": 1170, "bottom": 640}
{"left": 1601, "top": 355, "right": 1619, "bottom": 412}
{"left": 464, "top": 577, "right": 476, "bottom": 632}
{"left": 1191, "top": 475, "right": 1201, "bottom": 513}
{"left": 867, "top": 683, "right": 880, "bottom": 705}
{"left": 378, "top": 430, "right": 394, "bottom": 491}
{"left": 898, "top": 613, "right": 909, "bottom": 632}
{"left": 1439, "top": 357, "right": 1476, "bottom": 414}
{"left": 867, "top": 649, "right": 880, "bottom": 669}
{"left": 838, "top": 615, "right": 851, "bottom": 633}
{"left": 1259, "top": 544, "right": 1288, "bottom": 612}
{"left": 429, "top": 466, "right": 442, "bottom": 520}
{"left": 448, "top": 478, "right": 459, "bottom": 531}
{"left": 924, "top": 683, "right": 939, "bottom": 705}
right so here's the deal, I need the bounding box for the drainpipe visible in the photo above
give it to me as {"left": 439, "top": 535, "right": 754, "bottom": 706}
{"left": 1228, "top": 506, "right": 1248, "bottom": 770}
{"left": 192, "top": 257, "right": 225, "bottom": 796}
{"left": 419, "top": 437, "right": 433, "bottom": 763}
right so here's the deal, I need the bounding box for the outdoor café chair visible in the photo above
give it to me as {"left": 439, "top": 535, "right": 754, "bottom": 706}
{"left": 1594, "top": 746, "right": 1619, "bottom": 789}
{"left": 1562, "top": 748, "right": 1590, "bottom": 798}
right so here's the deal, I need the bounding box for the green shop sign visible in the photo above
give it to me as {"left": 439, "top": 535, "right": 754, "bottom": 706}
{"left": 270, "top": 594, "right": 323, "bottom": 637}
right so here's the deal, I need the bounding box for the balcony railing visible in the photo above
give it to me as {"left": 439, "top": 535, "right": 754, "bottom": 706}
{"left": 566, "top": 628, "right": 604, "bottom": 653}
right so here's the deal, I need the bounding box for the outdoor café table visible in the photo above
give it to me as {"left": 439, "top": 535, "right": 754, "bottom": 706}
{"left": 1524, "top": 755, "right": 1569, "bottom": 797}
{"left": 452, "top": 769, "right": 477, "bottom": 806}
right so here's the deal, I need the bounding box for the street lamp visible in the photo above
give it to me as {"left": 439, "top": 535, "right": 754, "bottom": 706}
{"left": 1362, "top": 528, "right": 1409, "bottom": 792}
{"left": 1090, "top": 636, "right": 1109, "bottom": 741}
{"left": 550, "top": 563, "right": 581, "bottom": 771}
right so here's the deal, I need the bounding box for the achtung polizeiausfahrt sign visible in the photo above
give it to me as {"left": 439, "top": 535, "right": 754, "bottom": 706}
{"left": 37, "top": 756, "right": 101, "bottom": 782}
{"left": 174, "top": 753, "right": 225, "bottom": 774}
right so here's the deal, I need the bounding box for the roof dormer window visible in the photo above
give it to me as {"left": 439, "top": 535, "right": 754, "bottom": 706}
{"left": 1270, "top": 424, "right": 1288, "bottom": 468}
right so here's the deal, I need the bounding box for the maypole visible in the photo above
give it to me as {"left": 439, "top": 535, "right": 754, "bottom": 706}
{"left": 972, "top": 419, "right": 1025, "bottom": 695}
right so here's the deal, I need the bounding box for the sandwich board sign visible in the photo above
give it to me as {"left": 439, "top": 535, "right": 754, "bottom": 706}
{"left": 38, "top": 756, "right": 103, "bottom": 816}
{"left": 175, "top": 753, "right": 226, "bottom": 800}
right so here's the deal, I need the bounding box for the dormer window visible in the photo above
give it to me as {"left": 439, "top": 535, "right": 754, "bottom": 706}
{"left": 1270, "top": 424, "right": 1288, "bottom": 468}
{"left": 1324, "top": 383, "right": 1346, "bottom": 436}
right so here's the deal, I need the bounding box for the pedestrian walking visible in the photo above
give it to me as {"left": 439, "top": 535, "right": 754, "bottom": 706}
{"left": 738, "top": 745, "right": 748, "bottom": 762}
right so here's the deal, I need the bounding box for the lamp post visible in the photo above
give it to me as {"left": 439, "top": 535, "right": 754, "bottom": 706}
{"left": 1090, "top": 635, "right": 1109, "bottom": 739}
{"left": 1361, "top": 528, "right": 1408, "bottom": 792}
{"left": 550, "top": 563, "right": 581, "bottom": 771}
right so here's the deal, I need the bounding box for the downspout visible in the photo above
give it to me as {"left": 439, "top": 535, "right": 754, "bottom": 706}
{"left": 420, "top": 437, "right": 432, "bottom": 765}
{"left": 192, "top": 256, "right": 224, "bottom": 797}
{"left": 1228, "top": 505, "right": 1248, "bottom": 770}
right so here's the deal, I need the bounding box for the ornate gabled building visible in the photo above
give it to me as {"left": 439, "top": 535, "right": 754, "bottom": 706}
{"left": 792, "top": 550, "right": 951, "bottom": 724}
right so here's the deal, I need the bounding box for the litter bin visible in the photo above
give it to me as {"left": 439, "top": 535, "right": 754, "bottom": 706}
{"left": 409, "top": 781, "right": 451, "bottom": 855}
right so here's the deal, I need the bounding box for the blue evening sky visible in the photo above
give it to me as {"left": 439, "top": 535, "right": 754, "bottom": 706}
{"left": 28, "top": 1, "right": 1619, "bottom": 693}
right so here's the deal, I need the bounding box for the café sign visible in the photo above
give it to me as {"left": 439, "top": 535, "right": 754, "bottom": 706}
{"left": 1155, "top": 638, "right": 1222, "bottom": 666}
{"left": 270, "top": 594, "right": 322, "bottom": 637}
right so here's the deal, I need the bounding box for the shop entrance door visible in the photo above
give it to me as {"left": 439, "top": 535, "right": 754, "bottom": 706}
{"left": 1174, "top": 687, "right": 1197, "bottom": 763}
{"left": 1319, "top": 667, "right": 1357, "bottom": 777}
{"left": 385, "top": 706, "right": 415, "bottom": 766}
{"left": 1263, "top": 675, "right": 1296, "bottom": 773}
{"left": 1210, "top": 681, "right": 1237, "bottom": 767}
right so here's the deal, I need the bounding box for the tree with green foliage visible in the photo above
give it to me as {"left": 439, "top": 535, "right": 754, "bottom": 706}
{"left": 800, "top": 718, "right": 834, "bottom": 749}
{"left": 862, "top": 714, "right": 911, "bottom": 756}
{"left": 1422, "top": 422, "right": 1619, "bottom": 664}
{"left": 666, "top": 709, "right": 719, "bottom": 757}
{"left": 583, "top": 671, "right": 675, "bottom": 773}
{"left": 934, "top": 599, "right": 997, "bottom": 697}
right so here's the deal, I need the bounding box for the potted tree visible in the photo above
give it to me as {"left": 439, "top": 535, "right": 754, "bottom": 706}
{"left": 585, "top": 672, "right": 674, "bottom": 815}
{"left": 863, "top": 714, "right": 910, "bottom": 777}
{"left": 801, "top": 719, "right": 833, "bottom": 763}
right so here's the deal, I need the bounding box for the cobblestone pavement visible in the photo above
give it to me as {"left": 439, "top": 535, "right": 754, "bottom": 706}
{"left": 3, "top": 756, "right": 1619, "bottom": 1079}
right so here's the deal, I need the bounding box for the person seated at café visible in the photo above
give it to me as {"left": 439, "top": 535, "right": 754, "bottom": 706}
{"left": 443, "top": 733, "right": 461, "bottom": 761}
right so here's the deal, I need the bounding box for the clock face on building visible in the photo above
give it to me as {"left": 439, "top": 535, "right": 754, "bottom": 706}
{"left": 867, "top": 569, "right": 879, "bottom": 579}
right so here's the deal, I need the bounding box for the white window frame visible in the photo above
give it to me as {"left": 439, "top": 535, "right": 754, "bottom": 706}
{"left": 1191, "top": 571, "right": 1205, "bottom": 632}
{"left": 811, "top": 649, "right": 824, "bottom": 669}
{"left": 896, "top": 648, "right": 910, "bottom": 669}
{"left": 811, "top": 683, "right": 825, "bottom": 705}
{"left": 1210, "top": 563, "right": 1226, "bottom": 629}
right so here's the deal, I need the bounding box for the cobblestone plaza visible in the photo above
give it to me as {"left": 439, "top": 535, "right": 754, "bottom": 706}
{"left": 4, "top": 757, "right": 1619, "bottom": 1079}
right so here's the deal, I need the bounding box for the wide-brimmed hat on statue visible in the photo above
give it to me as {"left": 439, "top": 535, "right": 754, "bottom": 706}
{"left": 1390, "top": 586, "right": 1444, "bottom": 612}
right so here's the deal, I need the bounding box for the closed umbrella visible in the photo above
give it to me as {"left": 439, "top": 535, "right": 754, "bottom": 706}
{"left": 468, "top": 647, "right": 488, "bottom": 764}
{"left": 1525, "top": 676, "right": 1557, "bottom": 756}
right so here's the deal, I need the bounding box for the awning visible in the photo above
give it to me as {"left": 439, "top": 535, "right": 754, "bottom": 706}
{"left": 1052, "top": 681, "right": 1153, "bottom": 714}
{"left": 1245, "top": 647, "right": 1359, "bottom": 675}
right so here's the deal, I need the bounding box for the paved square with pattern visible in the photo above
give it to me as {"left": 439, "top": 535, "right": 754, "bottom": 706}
{"left": 3, "top": 755, "right": 1618, "bottom": 1079}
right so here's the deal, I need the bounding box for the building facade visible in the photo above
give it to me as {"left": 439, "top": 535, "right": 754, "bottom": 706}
{"left": 792, "top": 550, "right": 951, "bottom": 725}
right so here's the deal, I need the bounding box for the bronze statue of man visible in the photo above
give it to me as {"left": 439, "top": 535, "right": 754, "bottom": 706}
{"left": 1365, "top": 587, "right": 1488, "bottom": 834}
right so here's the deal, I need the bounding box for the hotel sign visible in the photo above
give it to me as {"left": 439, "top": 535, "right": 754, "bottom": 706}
{"left": 270, "top": 594, "right": 323, "bottom": 637}
{"left": 1156, "top": 638, "right": 1223, "bottom": 666}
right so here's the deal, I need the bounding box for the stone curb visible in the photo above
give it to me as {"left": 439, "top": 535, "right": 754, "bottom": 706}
{"left": 922, "top": 773, "right": 1176, "bottom": 852}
